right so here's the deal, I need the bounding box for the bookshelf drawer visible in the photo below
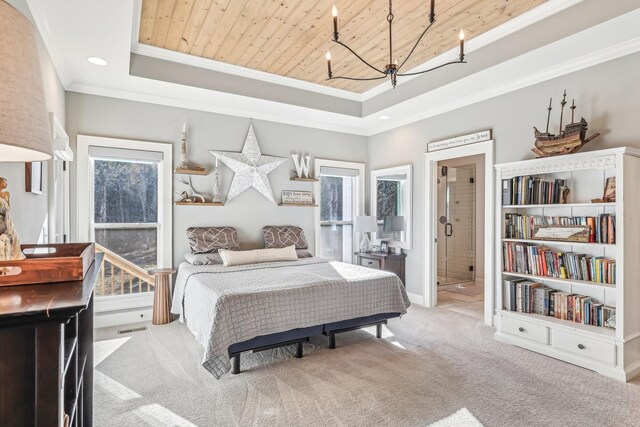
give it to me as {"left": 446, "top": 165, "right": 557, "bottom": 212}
{"left": 551, "top": 330, "right": 616, "bottom": 365}
{"left": 501, "top": 316, "right": 549, "bottom": 345}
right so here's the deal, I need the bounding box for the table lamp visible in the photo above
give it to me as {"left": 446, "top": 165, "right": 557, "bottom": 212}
{"left": 354, "top": 216, "right": 377, "bottom": 253}
{"left": 0, "top": 1, "right": 53, "bottom": 261}
{"left": 383, "top": 215, "right": 406, "bottom": 247}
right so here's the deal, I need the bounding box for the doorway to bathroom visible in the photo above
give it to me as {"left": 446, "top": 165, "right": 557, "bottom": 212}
{"left": 436, "top": 158, "right": 483, "bottom": 319}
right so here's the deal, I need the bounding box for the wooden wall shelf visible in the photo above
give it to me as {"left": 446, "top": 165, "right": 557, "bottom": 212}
{"left": 290, "top": 176, "right": 319, "bottom": 182}
{"left": 174, "top": 168, "right": 208, "bottom": 175}
{"left": 278, "top": 203, "right": 318, "bottom": 207}
{"left": 175, "top": 202, "right": 224, "bottom": 206}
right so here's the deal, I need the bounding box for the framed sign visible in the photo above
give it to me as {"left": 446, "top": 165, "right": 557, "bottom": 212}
{"left": 427, "top": 130, "right": 492, "bottom": 152}
{"left": 281, "top": 190, "right": 313, "bottom": 205}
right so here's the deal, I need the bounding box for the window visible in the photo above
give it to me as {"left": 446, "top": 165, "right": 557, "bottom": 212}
{"left": 92, "top": 156, "right": 160, "bottom": 296}
{"left": 314, "top": 160, "right": 365, "bottom": 263}
{"left": 77, "top": 136, "right": 172, "bottom": 313}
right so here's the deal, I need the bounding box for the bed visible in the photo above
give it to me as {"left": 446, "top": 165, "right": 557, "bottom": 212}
{"left": 171, "top": 256, "right": 410, "bottom": 379}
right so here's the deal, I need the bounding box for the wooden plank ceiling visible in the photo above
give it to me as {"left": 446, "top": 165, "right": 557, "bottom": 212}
{"left": 139, "top": 0, "right": 547, "bottom": 93}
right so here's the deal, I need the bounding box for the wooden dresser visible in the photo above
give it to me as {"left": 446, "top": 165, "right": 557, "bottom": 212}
{"left": 356, "top": 252, "right": 406, "bottom": 285}
{"left": 0, "top": 254, "right": 102, "bottom": 426}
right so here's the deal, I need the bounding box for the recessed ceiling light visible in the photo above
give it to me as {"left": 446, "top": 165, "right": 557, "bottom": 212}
{"left": 87, "top": 56, "right": 108, "bottom": 66}
{"left": 379, "top": 115, "right": 391, "bottom": 120}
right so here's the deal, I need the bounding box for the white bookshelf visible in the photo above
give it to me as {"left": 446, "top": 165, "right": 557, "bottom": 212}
{"left": 494, "top": 147, "right": 640, "bottom": 381}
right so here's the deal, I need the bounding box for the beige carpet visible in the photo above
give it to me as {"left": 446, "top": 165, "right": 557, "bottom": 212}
{"left": 94, "top": 305, "right": 640, "bottom": 426}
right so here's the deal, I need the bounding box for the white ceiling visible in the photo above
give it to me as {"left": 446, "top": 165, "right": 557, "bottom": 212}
{"left": 25, "top": 0, "right": 640, "bottom": 136}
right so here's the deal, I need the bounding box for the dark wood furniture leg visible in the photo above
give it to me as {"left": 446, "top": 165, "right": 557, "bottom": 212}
{"left": 376, "top": 323, "right": 383, "bottom": 338}
{"left": 296, "top": 341, "right": 303, "bottom": 358}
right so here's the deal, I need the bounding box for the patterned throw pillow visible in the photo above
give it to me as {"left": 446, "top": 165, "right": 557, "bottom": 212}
{"left": 262, "top": 226, "right": 308, "bottom": 250}
{"left": 186, "top": 227, "right": 240, "bottom": 254}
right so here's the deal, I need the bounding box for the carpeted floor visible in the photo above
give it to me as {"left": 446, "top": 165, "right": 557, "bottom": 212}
{"left": 94, "top": 305, "right": 640, "bottom": 426}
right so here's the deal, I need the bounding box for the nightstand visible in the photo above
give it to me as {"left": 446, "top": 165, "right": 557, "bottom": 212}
{"left": 356, "top": 252, "right": 406, "bottom": 285}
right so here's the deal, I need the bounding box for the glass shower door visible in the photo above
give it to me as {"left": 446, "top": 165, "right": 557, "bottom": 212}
{"left": 437, "top": 165, "right": 475, "bottom": 286}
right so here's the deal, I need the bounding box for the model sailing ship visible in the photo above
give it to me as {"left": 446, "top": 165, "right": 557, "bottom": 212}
{"left": 532, "top": 90, "right": 600, "bottom": 157}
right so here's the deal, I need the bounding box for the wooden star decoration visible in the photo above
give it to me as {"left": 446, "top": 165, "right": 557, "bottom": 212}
{"left": 210, "top": 124, "right": 287, "bottom": 204}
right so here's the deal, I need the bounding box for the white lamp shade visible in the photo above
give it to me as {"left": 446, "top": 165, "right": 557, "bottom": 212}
{"left": 0, "top": 2, "right": 52, "bottom": 162}
{"left": 383, "top": 215, "right": 406, "bottom": 232}
{"left": 354, "top": 216, "right": 378, "bottom": 233}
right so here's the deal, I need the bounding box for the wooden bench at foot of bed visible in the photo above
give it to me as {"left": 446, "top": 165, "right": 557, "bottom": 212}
{"left": 227, "top": 312, "right": 401, "bottom": 374}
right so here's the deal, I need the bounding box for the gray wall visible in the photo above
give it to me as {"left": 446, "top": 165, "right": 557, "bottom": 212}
{"left": 0, "top": 0, "right": 65, "bottom": 243}
{"left": 369, "top": 52, "right": 640, "bottom": 297}
{"left": 65, "top": 93, "right": 368, "bottom": 268}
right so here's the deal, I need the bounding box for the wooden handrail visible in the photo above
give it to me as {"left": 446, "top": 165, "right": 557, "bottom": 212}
{"left": 95, "top": 243, "right": 155, "bottom": 296}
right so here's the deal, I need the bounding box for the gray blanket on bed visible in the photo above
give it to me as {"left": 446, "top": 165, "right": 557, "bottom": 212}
{"left": 171, "top": 257, "right": 410, "bottom": 379}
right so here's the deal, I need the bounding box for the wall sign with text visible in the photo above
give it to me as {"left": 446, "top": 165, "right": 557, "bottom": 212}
{"left": 427, "top": 130, "right": 492, "bottom": 152}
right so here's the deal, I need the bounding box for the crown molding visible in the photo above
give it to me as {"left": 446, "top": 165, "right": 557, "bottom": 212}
{"left": 130, "top": 45, "right": 363, "bottom": 102}
{"left": 66, "top": 82, "right": 369, "bottom": 136}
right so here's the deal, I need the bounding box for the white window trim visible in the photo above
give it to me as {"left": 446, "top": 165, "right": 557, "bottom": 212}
{"left": 370, "top": 164, "right": 413, "bottom": 250}
{"left": 314, "top": 159, "right": 365, "bottom": 263}
{"left": 76, "top": 135, "right": 172, "bottom": 312}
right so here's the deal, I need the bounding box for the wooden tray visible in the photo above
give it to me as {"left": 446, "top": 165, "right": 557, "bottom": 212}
{"left": 0, "top": 243, "right": 95, "bottom": 287}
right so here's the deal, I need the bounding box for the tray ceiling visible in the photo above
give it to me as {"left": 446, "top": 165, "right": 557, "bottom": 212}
{"left": 139, "top": 0, "right": 546, "bottom": 94}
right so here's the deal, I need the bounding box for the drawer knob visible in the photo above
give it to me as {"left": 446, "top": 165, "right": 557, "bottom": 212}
{"left": 577, "top": 344, "right": 585, "bottom": 350}
{"left": 518, "top": 327, "right": 525, "bottom": 332}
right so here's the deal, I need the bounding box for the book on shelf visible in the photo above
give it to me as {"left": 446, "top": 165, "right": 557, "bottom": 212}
{"left": 504, "top": 213, "right": 615, "bottom": 244}
{"left": 501, "top": 175, "right": 569, "bottom": 206}
{"left": 502, "top": 279, "right": 615, "bottom": 329}
{"left": 503, "top": 241, "right": 616, "bottom": 285}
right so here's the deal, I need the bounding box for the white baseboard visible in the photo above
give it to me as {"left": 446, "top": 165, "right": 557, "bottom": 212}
{"left": 407, "top": 292, "right": 425, "bottom": 306}
{"left": 94, "top": 307, "right": 153, "bottom": 329}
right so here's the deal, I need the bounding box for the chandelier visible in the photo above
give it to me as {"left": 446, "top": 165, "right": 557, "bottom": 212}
{"left": 325, "top": 0, "right": 466, "bottom": 89}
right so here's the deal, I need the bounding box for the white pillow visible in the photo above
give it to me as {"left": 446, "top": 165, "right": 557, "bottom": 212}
{"left": 218, "top": 245, "right": 298, "bottom": 267}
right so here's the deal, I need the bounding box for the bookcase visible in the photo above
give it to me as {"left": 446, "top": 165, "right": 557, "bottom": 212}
{"left": 494, "top": 147, "right": 640, "bottom": 381}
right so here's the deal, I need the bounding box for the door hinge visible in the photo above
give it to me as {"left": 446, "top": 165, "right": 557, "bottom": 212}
{"left": 63, "top": 161, "right": 67, "bottom": 171}
{"left": 469, "top": 265, "right": 474, "bottom": 272}
{"left": 469, "top": 177, "right": 474, "bottom": 184}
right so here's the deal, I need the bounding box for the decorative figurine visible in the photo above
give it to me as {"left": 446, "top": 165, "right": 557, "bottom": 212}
{"left": 0, "top": 177, "right": 25, "bottom": 261}
{"left": 212, "top": 157, "right": 221, "bottom": 203}
{"left": 177, "top": 122, "right": 206, "bottom": 173}
{"left": 175, "top": 176, "right": 206, "bottom": 203}
{"left": 532, "top": 90, "right": 600, "bottom": 157}
{"left": 292, "top": 153, "right": 312, "bottom": 178}
{"left": 179, "top": 122, "right": 189, "bottom": 169}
